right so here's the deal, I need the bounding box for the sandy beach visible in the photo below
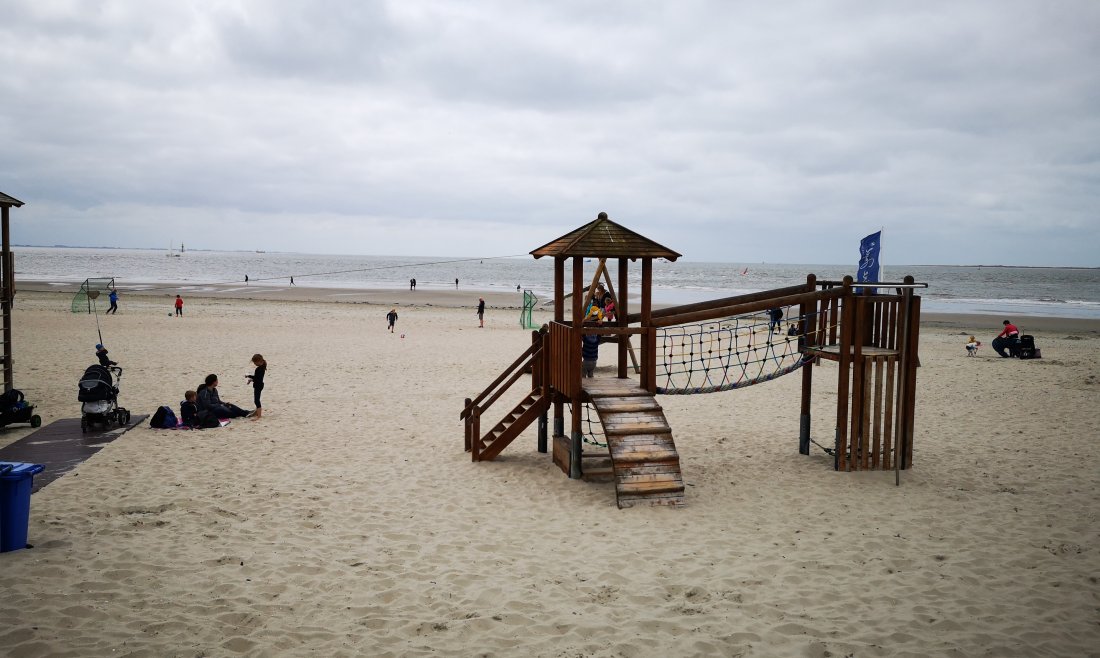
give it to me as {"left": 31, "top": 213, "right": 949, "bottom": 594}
{"left": 1, "top": 287, "right": 1098, "bottom": 657}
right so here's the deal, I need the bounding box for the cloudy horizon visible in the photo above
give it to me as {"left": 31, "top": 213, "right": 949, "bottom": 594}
{"left": 2, "top": 1, "right": 1097, "bottom": 266}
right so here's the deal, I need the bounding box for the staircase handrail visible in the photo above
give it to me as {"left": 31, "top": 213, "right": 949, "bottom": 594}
{"left": 460, "top": 336, "right": 543, "bottom": 420}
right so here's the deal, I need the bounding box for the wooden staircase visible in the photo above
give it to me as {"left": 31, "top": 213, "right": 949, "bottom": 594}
{"left": 471, "top": 391, "right": 550, "bottom": 461}
{"left": 586, "top": 380, "right": 685, "bottom": 508}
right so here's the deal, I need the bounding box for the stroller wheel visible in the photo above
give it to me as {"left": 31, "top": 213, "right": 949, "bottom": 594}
{"left": 122, "top": 410, "right": 131, "bottom": 425}
{"left": 30, "top": 415, "right": 41, "bottom": 428}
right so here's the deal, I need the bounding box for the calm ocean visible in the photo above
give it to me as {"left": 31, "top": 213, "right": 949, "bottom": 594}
{"left": 13, "top": 246, "right": 1100, "bottom": 319}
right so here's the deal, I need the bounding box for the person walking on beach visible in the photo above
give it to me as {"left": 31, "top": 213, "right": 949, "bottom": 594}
{"left": 245, "top": 354, "right": 266, "bottom": 420}
{"left": 387, "top": 308, "right": 399, "bottom": 333}
{"left": 410, "top": 278, "right": 416, "bottom": 291}
{"left": 245, "top": 275, "right": 249, "bottom": 284}
{"left": 106, "top": 289, "right": 119, "bottom": 314}
{"left": 290, "top": 276, "right": 295, "bottom": 286}
{"left": 174, "top": 295, "right": 184, "bottom": 317}
{"left": 455, "top": 278, "right": 459, "bottom": 289}
{"left": 477, "top": 297, "right": 486, "bottom": 328}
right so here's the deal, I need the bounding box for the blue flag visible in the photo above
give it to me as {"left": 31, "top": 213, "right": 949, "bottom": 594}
{"left": 856, "top": 231, "right": 881, "bottom": 293}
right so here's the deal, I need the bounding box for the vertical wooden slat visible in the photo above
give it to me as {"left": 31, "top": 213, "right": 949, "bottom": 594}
{"left": 886, "top": 299, "right": 898, "bottom": 351}
{"left": 471, "top": 407, "right": 481, "bottom": 461}
{"left": 849, "top": 295, "right": 866, "bottom": 471}
{"left": 882, "top": 356, "right": 896, "bottom": 471}
{"left": 872, "top": 357, "right": 884, "bottom": 468}
{"left": 861, "top": 358, "right": 872, "bottom": 470}
{"left": 799, "top": 275, "right": 815, "bottom": 455}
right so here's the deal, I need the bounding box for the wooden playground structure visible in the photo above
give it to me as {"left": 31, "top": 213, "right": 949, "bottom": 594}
{"left": 0, "top": 191, "right": 23, "bottom": 392}
{"left": 461, "top": 214, "right": 924, "bottom": 508}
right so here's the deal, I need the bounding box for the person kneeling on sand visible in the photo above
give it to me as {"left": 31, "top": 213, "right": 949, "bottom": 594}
{"left": 197, "top": 374, "right": 251, "bottom": 419}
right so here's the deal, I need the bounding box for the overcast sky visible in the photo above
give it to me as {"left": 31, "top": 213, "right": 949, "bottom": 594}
{"left": 2, "top": 1, "right": 1097, "bottom": 266}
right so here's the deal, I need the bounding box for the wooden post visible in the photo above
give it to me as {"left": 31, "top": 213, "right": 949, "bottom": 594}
{"left": 1, "top": 206, "right": 11, "bottom": 392}
{"left": 570, "top": 256, "right": 584, "bottom": 479}
{"left": 641, "top": 258, "right": 654, "bottom": 392}
{"left": 893, "top": 276, "right": 913, "bottom": 484}
{"left": 903, "top": 292, "right": 921, "bottom": 470}
{"left": 799, "top": 274, "right": 815, "bottom": 455}
{"left": 553, "top": 257, "right": 564, "bottom": 437}
{"left": 464, "top": 397, "right": 472, "bottom": 452}
{"left": 471, "top": 407, "right": 481, "bottom": 462}
{"left": 872, "top": 357, "right": 884, "bottom": 468}
{"left": 533, "top": 330, "right": 548, "bottom": 453}
{"left": 835, "top": 276, "right": 853, "bottom": 470}
{"left": 618, "top": 257, "right": 628, "bottom": 379}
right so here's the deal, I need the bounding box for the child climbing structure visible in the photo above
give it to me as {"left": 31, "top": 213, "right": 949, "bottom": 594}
{"left": 461, "top": 213, "right": 925, "bottom": 508}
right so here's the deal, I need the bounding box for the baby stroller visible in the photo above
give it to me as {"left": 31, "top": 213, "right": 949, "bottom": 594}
{"left": 78, "top": 364, "right": 131, "bottom": 432}
{"left": 0, "top": 389, "right": 42, "bottom": 429}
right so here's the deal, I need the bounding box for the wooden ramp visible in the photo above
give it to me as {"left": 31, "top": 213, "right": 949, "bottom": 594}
{"left": 0, "top": 416, "right": 147, "bottom": 492}
{"left": 584, "top": 378, "right": 684, "bottom": 508}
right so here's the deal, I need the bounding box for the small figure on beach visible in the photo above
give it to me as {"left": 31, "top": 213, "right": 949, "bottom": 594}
{"left": 517, "top": 284, "right": 521, "bottom": 292}
{"left": 965, "top": 335, "right": 981, "bottom": 357}
{"left": 455, "top": 278, "right": 459, "bottom": 289}
{"left": 245, "top": 354, "right": 266, "bottom": 420}
{"left": 245, "top": 275, "right": 249, "bottom": 284}
{"left": 290, "top": 276, "right": 295, "bottom": 286}
{"left": 106, "top": 289, "right": 119, "bottom": 315}
{"left": 95, "top": 344, "right": 117, "bottom": 367}
{"left": 174, "top": 295, "right": 184, "bottom": 317}
{"left": 992, "top": 320, "right": 1020, "bottom": 358}
{"left": 477, "top": 297, "right": 485, "bottom": 328}
{"left": 387, "top": 308, "right": 399, "bottom": 333}
{"left": 197, "top": 374, "right": 251, "bottom": 419}
{"left": 410, "top": 278, "right": 417, "bottom": 291}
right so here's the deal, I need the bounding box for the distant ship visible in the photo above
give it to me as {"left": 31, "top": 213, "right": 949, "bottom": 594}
{"left": 256, "top": 250, "right": 266, "bottom": 254}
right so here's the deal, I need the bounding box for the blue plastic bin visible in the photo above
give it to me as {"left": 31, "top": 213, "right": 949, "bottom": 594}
{"left": 0, "top": 461, "right": 45, "bottom": 552}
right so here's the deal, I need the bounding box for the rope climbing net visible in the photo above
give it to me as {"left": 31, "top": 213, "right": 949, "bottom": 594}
{"left": 655, "top": 303, "right": 826, "bottom": 395}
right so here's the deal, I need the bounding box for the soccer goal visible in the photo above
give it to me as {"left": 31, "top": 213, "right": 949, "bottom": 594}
{"left": 72, "top": 278, "right": 116, "bottom": 313}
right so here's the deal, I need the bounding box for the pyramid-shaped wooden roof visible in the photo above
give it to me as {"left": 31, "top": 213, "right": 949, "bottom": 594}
{"left": 530, "top": 213, "right": 681, "bottom": 261}
{"left": 0, "top": 192, "right": 24, "bottom": 208}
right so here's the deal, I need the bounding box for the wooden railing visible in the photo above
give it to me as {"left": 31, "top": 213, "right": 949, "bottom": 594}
{"left": 462, "top": 329, "right": 546, "bottom": 457}
{"left": 548, "top": 321, "right": 580, "bottom": 399}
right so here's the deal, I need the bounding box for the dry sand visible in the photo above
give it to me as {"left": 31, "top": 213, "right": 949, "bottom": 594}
{"left": 1, "top": 288, "right": 1098, "bottom": 657}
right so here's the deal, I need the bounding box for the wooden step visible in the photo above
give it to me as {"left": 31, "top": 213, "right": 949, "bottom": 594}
{"left": 592, "top": 396, "right": 663, "bottom": 413}
{"left": 616, "top": 478, "right": 684, "bottom": 496}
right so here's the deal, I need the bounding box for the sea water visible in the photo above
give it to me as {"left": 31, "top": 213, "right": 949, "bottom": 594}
{"left": 13, "top": 246, "right": 1100, "bottom": 319}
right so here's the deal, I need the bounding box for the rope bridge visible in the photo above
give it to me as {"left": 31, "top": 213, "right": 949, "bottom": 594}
{"left": 656, "top": 303, "right": 824, "bottom": 395}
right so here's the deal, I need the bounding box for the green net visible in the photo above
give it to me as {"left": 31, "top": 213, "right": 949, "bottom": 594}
{"left": 520, "top": 289, "right": 540, "bottom": 330}
{"left": 72, "top": 278, "right": 116, "bottom": 313}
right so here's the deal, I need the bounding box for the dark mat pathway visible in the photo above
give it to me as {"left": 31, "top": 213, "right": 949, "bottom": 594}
{"left": 0, "top": 416, "right": 147, "bottom": 492}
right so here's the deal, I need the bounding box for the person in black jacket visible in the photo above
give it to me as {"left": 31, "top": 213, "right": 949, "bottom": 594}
{"left": 197, "top": 374, "right": 250, "bottom": 418}
{"left": 180, "top": 390, "right": 199, "bottom": 427}
{"left": 245, "top": 354, "right": 267, "bottom": 420}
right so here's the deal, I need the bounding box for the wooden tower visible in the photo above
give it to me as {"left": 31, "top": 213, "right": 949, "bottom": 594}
{"left": 0, "top": 191, "right": 23, "bottom": 392}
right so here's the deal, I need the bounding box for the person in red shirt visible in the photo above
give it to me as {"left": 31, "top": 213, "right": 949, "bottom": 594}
{"left": 992, "top": 320, "right": 1020, "bottom": 357}
{"left": 174, "top": 295, "right": 184, "bottom": 317}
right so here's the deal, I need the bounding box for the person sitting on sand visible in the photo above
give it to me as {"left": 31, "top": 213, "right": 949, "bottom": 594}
{"left": 992, "top": 320, "right": 1020, "bottom": 358}
{"left": 197, "top": 374, "right": 251, "bottom": 418}
{"left": 180, "top": 390, "right": 199, "bottom": 427}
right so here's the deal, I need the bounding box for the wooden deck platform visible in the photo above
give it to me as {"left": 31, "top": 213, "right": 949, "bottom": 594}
{"left": 0, "top": 416, "right": 147, "bottom": 492}
{"left": 804, "top": 345, "right": 899, "bottom": 362}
